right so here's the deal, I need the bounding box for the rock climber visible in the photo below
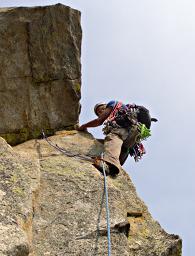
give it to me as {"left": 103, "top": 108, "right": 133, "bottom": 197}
{"left": 77, "top": 100, "right": 157, "bottom": 176}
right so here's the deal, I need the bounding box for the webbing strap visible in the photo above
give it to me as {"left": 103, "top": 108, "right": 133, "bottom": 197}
{"left": 101, "top": 153, "right": 111, "bottom": 256}
{"left": 107, "top": 102, "right": 122, "bottom": 121}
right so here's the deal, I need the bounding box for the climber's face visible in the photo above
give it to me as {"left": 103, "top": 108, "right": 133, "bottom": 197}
{"left": 96, "top": 105, "right": 106, "bottom": 116}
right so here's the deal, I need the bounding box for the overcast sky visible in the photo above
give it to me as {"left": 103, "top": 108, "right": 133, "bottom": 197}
{"left": 0, "top": 1, "right": 194, "bottom": 255}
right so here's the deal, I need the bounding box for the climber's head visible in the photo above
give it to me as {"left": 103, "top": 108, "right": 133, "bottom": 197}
{"left": 94, "top": 103, "right": 107, "bottom": 116}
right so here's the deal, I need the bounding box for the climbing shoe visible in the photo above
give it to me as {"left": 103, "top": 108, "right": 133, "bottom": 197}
{"left": 93, "top": 157, "right": 110, "bottom": 175}
{"left": 108, "top": 164, "right": 120, "bottom": 177}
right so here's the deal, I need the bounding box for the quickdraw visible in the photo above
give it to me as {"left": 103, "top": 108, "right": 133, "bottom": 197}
{"left": 103, "top": 101, "right": 152, "bottom": 162}
{"left": 102, "top": 102, "right": 123, "bottom": 134}
{"left": 129, "top": 124, "right": 151, "bottom": 162}
{"left": 129, "top": 143, "right": 146, "bottom": 162}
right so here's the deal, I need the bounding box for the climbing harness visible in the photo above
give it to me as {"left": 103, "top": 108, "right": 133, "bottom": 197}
{"left": 41, "top": 130, "right": 94, "bottom": 162}
{"left": 105, "top": 101, "right": 157, "bottom": 131}
{"left": 102, "top": 102, "right": 124, "bottom": 134}
{"left": 103, "top": 102, "right": 139, "bottom": 134}
{"left": 101, "top": 153, "right": 111, "bottom": 256}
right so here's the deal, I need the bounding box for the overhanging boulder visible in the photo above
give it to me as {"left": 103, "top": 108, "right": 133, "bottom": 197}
{"left": 0, "top": 4, "right": 82, "bottom": 145}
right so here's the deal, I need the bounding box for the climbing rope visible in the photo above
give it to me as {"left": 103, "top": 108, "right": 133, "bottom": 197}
{"left": 42, "top": 131, "right": 111, "bottom": 254}
{"left": 41, "top": 130, "right": 94, "bottom": 162}
{"left": 101, "top": 153, "right": 111, "bottom": 256}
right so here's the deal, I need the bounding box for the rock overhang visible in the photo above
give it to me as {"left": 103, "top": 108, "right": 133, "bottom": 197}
{"left": 0, "top": 4, "right": 82, "bottom": 145}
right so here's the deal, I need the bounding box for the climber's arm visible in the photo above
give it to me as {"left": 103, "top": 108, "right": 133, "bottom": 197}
{"left": 77, "top": 107, "right": 112, "bottom": 131}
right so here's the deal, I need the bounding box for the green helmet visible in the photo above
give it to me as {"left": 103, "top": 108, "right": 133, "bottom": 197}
{"left": 94, "top": 102, "right": 106, "bottom": 116}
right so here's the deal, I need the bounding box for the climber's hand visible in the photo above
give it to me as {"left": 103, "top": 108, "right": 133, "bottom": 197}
{"left": 77, "top": 125, "right": 88, "bottom": 132}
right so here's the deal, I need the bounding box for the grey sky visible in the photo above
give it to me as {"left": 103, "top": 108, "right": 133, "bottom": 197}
{"left": 0, "top": 1, "right": 194, "bottom": 255}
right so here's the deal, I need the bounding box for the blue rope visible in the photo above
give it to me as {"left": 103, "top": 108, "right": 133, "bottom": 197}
{"left": 101, "top": 153, "right": 111, "bottom": 256}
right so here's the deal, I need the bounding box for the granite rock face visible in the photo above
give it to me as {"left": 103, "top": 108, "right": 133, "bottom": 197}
{"left": 0, "top": 3, "right": 182, "bottom": 255}
{"left": 0, "top": 4, "right": 82, "bottom": 145}
{"left": 0, "top": 132, "right": 182, "bottom": 255}
{"left": 0, "top": 137, "right": 39, "bottom": 255}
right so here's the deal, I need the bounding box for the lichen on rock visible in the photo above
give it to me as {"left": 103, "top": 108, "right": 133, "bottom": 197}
{"left": 0, "top": 131, "right": 181, "bottom": 255}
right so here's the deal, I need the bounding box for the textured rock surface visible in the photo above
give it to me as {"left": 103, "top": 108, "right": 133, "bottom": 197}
{"left": 0, "top": 131, "right": 182, "bottom": 255}
{"left": 0, "top": 4, "right": 82, "bottom": 145}
{"left": 0, "top": 137, "right": 40, "bottom": 255}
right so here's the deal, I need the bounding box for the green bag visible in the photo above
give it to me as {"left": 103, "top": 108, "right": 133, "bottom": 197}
{"left": 138, "top": 123, "right": 151, "bottom": 140}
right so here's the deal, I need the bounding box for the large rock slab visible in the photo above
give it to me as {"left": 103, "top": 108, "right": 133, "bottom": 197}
{"left": 11, "top": 131, "right": 181, "bottom": 256}
{"left": 0, "top": 4, "right": 82, "bottom": 145}
{"left": 0, "top": 137, "right": 40, "bottom": 255}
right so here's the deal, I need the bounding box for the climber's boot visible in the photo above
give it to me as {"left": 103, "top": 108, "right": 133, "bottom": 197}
{"left": 93, "top": 157, "right": 110, "bottom": 175}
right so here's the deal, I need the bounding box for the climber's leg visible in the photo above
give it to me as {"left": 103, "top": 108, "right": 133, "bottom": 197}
{"left": 103, "top": 128, "right": 129, "bottom": 175}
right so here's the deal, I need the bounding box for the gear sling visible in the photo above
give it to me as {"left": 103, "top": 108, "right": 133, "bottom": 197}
{"left": 103, "top": 102, "right": 153, "bottom": 162}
